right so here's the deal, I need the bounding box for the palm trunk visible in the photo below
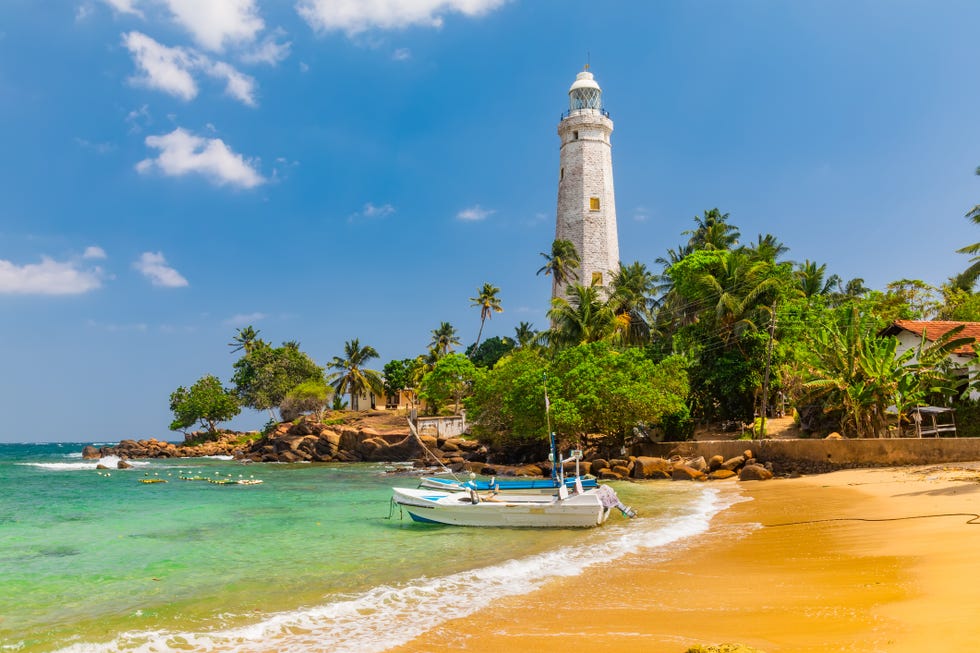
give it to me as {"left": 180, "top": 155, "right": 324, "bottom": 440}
{"left": 473, "top": 317, "right": 486, "bottom": 353}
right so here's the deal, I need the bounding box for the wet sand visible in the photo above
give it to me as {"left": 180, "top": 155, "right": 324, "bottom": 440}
{"left": 388, "top": 464, "right": 980, "bottom": 653}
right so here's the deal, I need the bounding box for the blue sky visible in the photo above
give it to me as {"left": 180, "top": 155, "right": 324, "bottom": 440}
{"left": 2, "top": 1, "right": 979, "bottom": 442}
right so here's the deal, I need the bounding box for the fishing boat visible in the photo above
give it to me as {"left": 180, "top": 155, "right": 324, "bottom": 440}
{"left": 392, "top": 448, "right": 635, "bottom": 528}
{"left": 417, "top": 473, "right": 598, "bottom": 493}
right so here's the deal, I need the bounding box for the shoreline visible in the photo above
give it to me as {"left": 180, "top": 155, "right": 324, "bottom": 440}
{"left": 384, "top": 464, "right": 980, "bottom": 652}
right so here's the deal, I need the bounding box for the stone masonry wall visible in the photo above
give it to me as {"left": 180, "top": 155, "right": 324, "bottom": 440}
{"left": 555, "top": 110, "right": 619, "bottom": 299}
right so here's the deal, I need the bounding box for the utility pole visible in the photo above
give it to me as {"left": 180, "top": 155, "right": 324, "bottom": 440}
{"left": 760, "top": 301, "right": 777, "bottom": 438}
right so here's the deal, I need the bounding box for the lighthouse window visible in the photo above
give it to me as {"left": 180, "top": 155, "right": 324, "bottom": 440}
{"left": 592, "top": 272, "right": 603, "bottom": 286}
{"left": 589, "top": 197, "right": 600, "bottom": 211}
{"left": 573, "top": 131, "right": 579, "bottom": 140}
{"left": 560, "top": 167, "right": 564, "bottom": 181}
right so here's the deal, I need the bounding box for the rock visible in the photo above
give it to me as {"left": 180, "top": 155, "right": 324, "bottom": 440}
{"left": 590, "top": 458, "right": 610, "bottom": 473}
{"left": 599, "top": 469, "right": 624, "bottom": 480}
{"left": 826, "top": 432, "right": 843, "bottom": 440}
{"left": 96, "top": 464, "right": 109, "bottom": 470}
{"left": 440, "top": 439, "right": 460, "bottom": 452}
{"left": 739, "top": 464, "right": 774, "bottom": 481}
{"left": 612, "top": 464, "right": 631, "bottom": 477}
{"left": 671, "top": 465, "right": 706, "bottom": 481}
{"left": 685, "top": 644, "right": 767, "bottom": 653}
{"left": 81, "top": 446, "right": 100, "bottom": 460}
{"left": 708, "top": 455, "right": 725, "bottom": 472}
{"left": 632, "top": 456, "right": 672, "bottom": 479}
{"left": 742, "top": 449, "right": 754, "bottom": 460}
{"left": 708, "top": 469, "right": 737, "bottom": 480}
{"left": 514, "top": 464, "right": 543, "bottom": 477}
{"left": 117, "top": 460, "right": 132, "bottom": 469}
{"left": 685, "top": 456, "right": 708, "bottom": 473}
{"left": 721, "top": 455, "right": 746, "bottom": 472}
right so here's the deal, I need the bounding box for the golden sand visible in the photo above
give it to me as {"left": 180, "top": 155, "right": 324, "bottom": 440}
{"left": 388, "top": 464, "right": 980, "bottom": 653}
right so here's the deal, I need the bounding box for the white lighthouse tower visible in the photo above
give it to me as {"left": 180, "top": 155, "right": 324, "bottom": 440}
{"left": 553, "top": 67, "right": 619, "bottom": 301}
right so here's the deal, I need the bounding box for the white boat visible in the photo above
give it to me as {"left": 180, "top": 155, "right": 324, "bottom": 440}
{"left": 391, "top": 483, "right": 625, "bottom": 528}
{"left": 418, "top": 473, "right": 598, "bottom": 494}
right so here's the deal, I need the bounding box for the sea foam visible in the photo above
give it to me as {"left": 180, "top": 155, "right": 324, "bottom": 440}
{"left": 53, "top": 487, "right": 744, "bottom": 653}
{"left": 18, "top": 455, "right": 149, "bottom": 471}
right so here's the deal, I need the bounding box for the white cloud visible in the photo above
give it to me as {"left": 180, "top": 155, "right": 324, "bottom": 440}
{"left": 123, "top": 31, "right": 257, "bottom": 106}
{"left": 0, "top": 256, "right": 104, "bottom": 295}
{"left": 158, "top": 0, "right": 264, "bottom": 52}
{"left": 123, "top": 31, "right": 197, "bottom": 100}
{"left": 76, "top": 2, "right": 95, "bottom": 21}
{"left": 203, "top": 60, "right": 257, "bottom": 106}
{"left": 239, "top": 31, "right": 292, "bottom": 65}
{"left": 392, "top": 47, "right": 411, "bottom": 61}
{"left": 136, "top": 127, "right": 265, "bottom": 189}
{"left": 133, "top": 251, "right": 188, "bottom": 287}
{"left": 74, "top": 137, "right": 116, "bottom": 154}
{"left": 83, "top": 246, "right": 107, "bottom": 259}
{"left": 456, "top": 204, "right": 494, "bottom": 221}
{"left": 101, "top": 0, "right": 143, "bottom": 17}
{"left": 632, "top": 206, "right": 651, "bottom": 222}
{"left": 297, "top": 0, "right": 510, "bottom": 35}
{"left": 224, "top": 312, "right": 267, "bottom": 326}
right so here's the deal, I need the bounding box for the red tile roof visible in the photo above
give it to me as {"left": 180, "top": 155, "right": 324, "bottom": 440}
{"left": 880, "top": 320, "right": 980, "bottom": 356}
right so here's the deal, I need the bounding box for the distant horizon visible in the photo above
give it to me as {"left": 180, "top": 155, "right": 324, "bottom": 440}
{"left": 3, "top": 1, "right": 980, "bottom": 441}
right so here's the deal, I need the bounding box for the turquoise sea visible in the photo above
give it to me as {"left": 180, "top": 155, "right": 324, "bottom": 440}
{"left": 0, "top": 443, "right": 743, "bottom": 652}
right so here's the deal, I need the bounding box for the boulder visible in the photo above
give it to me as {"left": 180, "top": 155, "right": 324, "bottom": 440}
{"left": 599, "top": 469, "right": 624, "bottom": 480}
{"left": 826, "top": 432, "right": 843, "bottom": 440}
{"left": 96, "top": 464, "right": 109, "bottom": 470}
{"left": 81, "top": 446, "right": 100, "bottom": 460}
{"left": 590, "top": 458, "right": 610, "bottom": 473}
{"left": 708, "top": 469, "right": 737, "bottom": 480}
{"left": 685, "top": 456, "right": 708, "bottom": 473}
{"left": 742, "top": 449, "right": 754, "bottom": 460}
{"left": 117, "top": 460, "right": 132, "bottom": 469}
{"left": 440, "top": 439, "right": 460, "bottom": 452}
{"left": 514, "top": 464, "right": 543, "bottom": 477}
{"left": 632, "top": 456, "right": 672, "bottom": 480}
{"left": 721, "top": 455, "right": 746, "bottom": 472}
{"left": 612, "top": 464, "right": 631, "bottom": 478}
{"left": 671, "top": 465, "right": 706, "bottom": 481}
{"left": 739, "top": 464, "right": 774, "bottom": 481}
{"left": 708, "top": 455, "right": 725, "bottom": 472}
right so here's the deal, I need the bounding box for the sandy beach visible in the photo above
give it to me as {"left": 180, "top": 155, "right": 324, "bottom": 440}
{"left": 388, "top": 463, "right": 980, "bottom": 653}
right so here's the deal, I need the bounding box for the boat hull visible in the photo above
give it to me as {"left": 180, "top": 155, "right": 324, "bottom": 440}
{"left": 392, "top": 487, "right": 611, "bottom": 528}
{"left": 418, "top": 476, "right": 598, "bottom": 493}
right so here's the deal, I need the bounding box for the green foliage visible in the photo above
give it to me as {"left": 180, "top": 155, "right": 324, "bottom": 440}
{"left": 467, "top": 344, "right": 689, "bottom": 448}
{"left": 231, "top": 342, "right": 323, "bottom": 417}
{"left": 420, "top": 353, "right": 480, "bottom": 414}
{"left": 281, "top": 379, "right": 330, "bottom": 420}
{"left": 326, "top": 339, "right": 383, "bottom": 410}
{"left": 466, "top": 336, "right": 515, "bottom": 369}
{"left": 382, "top": 358, "right": 413, "bottom": 396}
{"left": 470, "top": 282, "right": 503, "bottom": 350}
{"left": 169, "top": 375, "right": 241, "bottom": 434}
{"left": 660, "top": 404, "right": 694, "bottom": 441}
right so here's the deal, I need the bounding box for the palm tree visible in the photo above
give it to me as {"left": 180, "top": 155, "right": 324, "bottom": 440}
{"left": 683, "top": 208, "right": 740, "bottom": 251}
{"left": 229, "top": 325, "right": 263, "bottom": 355}
{"left": 546, "top": 282, "right": 618, "bottom": 348}
{"left": 429, "top": 322, "right": 461, "bottom": 358}
{"left": 513, "top": 321, "right": 540, "bottom": 349}
{"left": 537, "top": 239, "right": 581, "bottom": 294}
{"left": 952, "top": 166, "right": 980, "bottom": 289}
{"left": 609, "top": 261, "right": 656, "bottom": 345}
{"left": 470, "top": 282, "right": 503, "bottom": 351}
{"left": 745, "top": 233, "right": 789, "bottom": 263}
{"left": 326, "top": 339, "right": 384, "bottom": 411}
{"left": 796, "top": 260, "right": 842, "bottom": 298}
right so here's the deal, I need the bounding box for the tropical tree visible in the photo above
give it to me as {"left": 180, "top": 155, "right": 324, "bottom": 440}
{"left": 228, "top": 325, "right": 264, "bottom": 355}
{"left": 537, "top": 239, "right": 581, "bottom": 293}
{"left": 470, "top": 282, "right": 503, "bottom": 351}
{"left": 546, "top": 282, "right": 618, "bottom": 349}
{"left": 420, "top": 353, "right": 480, "bottom": 414}
{"left": 231, "top": 343, "right": 324, "bottom": 419}
{"left": 513, "top": 321, "right": 541, "bottom": 349}
{"left": 952, "top": 166, "right": 980, "bottom": 290}
{"left": 609, "top": 261, "right": 656, "bottom": 345}
{"left": 280, "top": 379, "right": 331, "bottom": 421}
{"left": 429, "top": 322, "right": 461, "bottom": 358}
{"left": 796, "top": 260, "right": 841, "bottom": 298}
{"left": 169, "top": 375, "right": 241, "bottom": 435}
{"left": 466, "top": 336, "right": 515, "bottom": 369}
{"left": 327, "top": 339, "right": 384, "bottom": 410}
{"left": 683, "top": 208, "right": 740, "bottom": 251}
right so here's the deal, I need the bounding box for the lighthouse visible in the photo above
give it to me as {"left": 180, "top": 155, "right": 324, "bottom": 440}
{"left": 553, "top": 67, "right": 619, "bottom": 301}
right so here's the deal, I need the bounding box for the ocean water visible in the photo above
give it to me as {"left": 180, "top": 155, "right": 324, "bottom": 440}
{"left": 0, "top": 443, "right": 744, "bottom": 653}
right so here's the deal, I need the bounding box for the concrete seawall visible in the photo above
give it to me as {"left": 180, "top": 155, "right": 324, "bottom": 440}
{"left": 638, "top": 438, "right": 980, "bottom": 467}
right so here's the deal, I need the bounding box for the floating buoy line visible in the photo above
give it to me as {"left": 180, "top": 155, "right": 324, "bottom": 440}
{"left": 94, "top": 470, "right": 263, "bottom": 486}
